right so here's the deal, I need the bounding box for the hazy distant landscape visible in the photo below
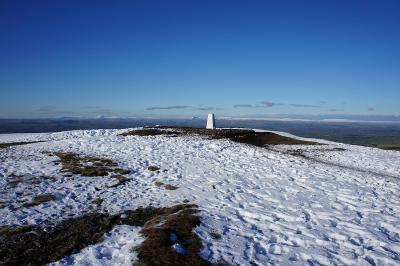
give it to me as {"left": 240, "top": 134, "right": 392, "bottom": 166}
{"left": 1, "top": 118, "right": 400, "bottom": 150}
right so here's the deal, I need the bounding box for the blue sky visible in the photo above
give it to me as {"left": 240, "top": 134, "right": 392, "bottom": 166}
{"left": 0, "top": 0, "right": 399, "bottom": 119}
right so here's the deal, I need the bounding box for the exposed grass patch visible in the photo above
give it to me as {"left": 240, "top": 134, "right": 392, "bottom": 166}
{"left": 52, "top": 152, "right": 131, "bottom": 179}
{"left": 50, "top": 152, "right": 132, "bottom": 188}
{"left": 134, "top": 204, "right": 209, "bottom": 266}
{"left": 7, "top": 173, "right": 48, "bottom": 189}
{"left": 209, "top": 230, "right": 222, "bottom": 240}
{"left": 174, "top": 127, "right": 316, "bottom": 146}
{"left": 0, "top": 204, "right": 209, "bottom": 266}
{"left": 375, "top": 144, "right": 400, "bottom": 151}
{"left": 147, "top": 165, "right": 160, "bottom": 171}
{"left": 92, "top": 198, "right": 104, "bottom": 206}
{"left": 108, "top": 175, "right": 130, "bottom": 188}
{"left": 0, "top": 213, "right": 114, "bottom": 265}
{"left": 164, "top": 184, "right": 179, "bottom": 190}
{"left": 231, "top": 131, "right": 315, "bottom": 146}
{"left": 0, "top": 225, "right": 35, "bottom": 238}
{"left": 0, "top": 141, "right": 44, "bottom": 149}
{"left": 154, "top": 181, "right": 164, "bottom": 187}
{"left": 72, "top": 166, "right": 108, "bottom": 176}
{"left": 114, "top": 168, "right": 131, "bottom": 175}
{"left": 7, "top": 174, "right": 24, "bottom": 188}
{"left": 121, "top": 127, "right": 317, "bottom": 147}
{"left": 24, "top": 194, "right": 56, "bottom": 207}
{"left": 154, "top": 181, "right": 179, "bottom": 190}
{"left": 113, "top": 174, "right": 128, "bottom": 182}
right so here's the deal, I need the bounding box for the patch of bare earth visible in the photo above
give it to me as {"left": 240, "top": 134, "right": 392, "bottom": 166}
{"left": 51, "top": 152, "right": 131, "bottom": 187}
{"left": 24, "top": 194, "right": 56, "bottom": 207}
{"left": 7, "top": 174, "right": 25, "bottom": 188}
{"left": 6, "top": 173, "right": 54, "bottom": 190}
{"left": 108, "top": 175, "right": 129, "bottom": 188}
{"left": 147, "top": 165, "right": 160, "bottom": 171}
{"left": 120, "top": 127, "right": 316, "bottom": 146}
{"left": 0, "top": 141, "right": 44, "bottom": 149}
{"left": 154, "top": 181, "right": 178, "bottom": 190}
{"left": 0, "top": 204, "right": 210, "bottom": 266}
{"left": 133, "top": 204, "right": 209, "bottom": 266}
{"left": 376, "top": 144, "right": 400, "bottom": 151}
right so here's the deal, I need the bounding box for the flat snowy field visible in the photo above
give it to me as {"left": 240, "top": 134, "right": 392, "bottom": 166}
{"left": 1, "top": 128, "right": 399, "bottom": 265}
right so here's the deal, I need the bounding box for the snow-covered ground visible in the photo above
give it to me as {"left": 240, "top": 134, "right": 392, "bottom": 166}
{"left": 1, "top": 128, "right": 399, "bottom": 265}
{"left": 49, "top": 225, "right": 144, "bottom": 266}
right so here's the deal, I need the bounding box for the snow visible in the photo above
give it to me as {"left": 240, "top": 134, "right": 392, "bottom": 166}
{"left": 49, "top": 225, "right": 144, "bottom": 266}
{"left": 1, "top": 128, "right": 399, "bottom": 265}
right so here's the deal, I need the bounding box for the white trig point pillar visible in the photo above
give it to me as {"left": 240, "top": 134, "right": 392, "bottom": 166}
{"left": 206, "top": 113, "right": 216, "bottom": 129}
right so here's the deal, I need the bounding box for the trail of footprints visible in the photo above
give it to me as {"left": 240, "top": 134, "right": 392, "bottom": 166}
{"left": 170, "top": 139, "right": 400, "bottom": 265}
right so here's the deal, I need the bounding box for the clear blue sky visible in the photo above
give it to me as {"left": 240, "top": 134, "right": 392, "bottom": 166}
{"left": 1, "top": 0, "right": 399, "bottom": 118}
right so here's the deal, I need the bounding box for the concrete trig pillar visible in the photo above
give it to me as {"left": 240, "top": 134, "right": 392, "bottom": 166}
{"left": 206, "top": 113, "right": 216, "bottom": 129}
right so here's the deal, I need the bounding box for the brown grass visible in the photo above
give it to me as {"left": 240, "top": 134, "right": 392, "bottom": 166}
{"left": 24, "top": 194, "right": 56, "bottom": 207}
{"left": 147, "top": 165, "right": 160, "bottom": 171}
{"left": 0, "top": 141, "right": 44, "bottom": 149}
{"left": 209, "top": 230, "right": 222, "bottom": 240}
{"left": 53, "top": 152, "right": 131, "bottom": 179}
{"left": 230, "top": 131, "right": 314, "bottom": 146}
{"left": 0, "top": 204, "right": 208, "bottom": 266}
{"left": 8, "top": 174, "right": 55, "bottom": 189}
{"left": 154, "top": 181, "right": 179, "bottom": 190}
{"left": 71, "top": 166, "right": 108, "bottom": 176}
{"left": 114, "top": 168, "right": 131, "bottom": 175}
{"left": 120, "top": 127, "right": 316, "bottom": 147}
{"left": 113, "top": 175, "right": 128, "bottom": 182}
{"left": 376, "top": 145, "right": 400, "bottom": 151}
{"left": 7, "top": 174, "right": 24, "bottom": 188}
{"left": 0, "top": 213, "right": 114, "bottom": 265}
{"left": 154, "top": 181, "right": 164, "bottom": 187}
{"left": 108, "top": 175, "right": 129, "bottom": 188}
{"left": 134, "top": 204, "right": 209, "bottom": 266}
{"left": 92, "top": 198, "right": 104, "bottom": 206}
{"left": 164, "top": 184, "right": 178, "bottom": 190}
{"left": 174, "top": 127, "right": 316, "bottom": 146}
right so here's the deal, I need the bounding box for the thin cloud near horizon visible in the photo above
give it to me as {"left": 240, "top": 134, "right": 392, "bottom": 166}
{"left": 234, "top": 101, "right": 321, "bottom": 108}
{"left": 146, "top": 105, "right": 222, "bottom": 111}
{"left": 233, "top": 101, "right": 282, "bottom": 108}
{"left": 289, "top": 104, "right": 320, "bottom": 108}
{"left": 146, "top": 105, "right": 190, "bottom": 111}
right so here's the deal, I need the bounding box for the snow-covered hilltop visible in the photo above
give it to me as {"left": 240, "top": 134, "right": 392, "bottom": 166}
{"left": 0, "top": 128, "right": 399, "bottom": 265}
